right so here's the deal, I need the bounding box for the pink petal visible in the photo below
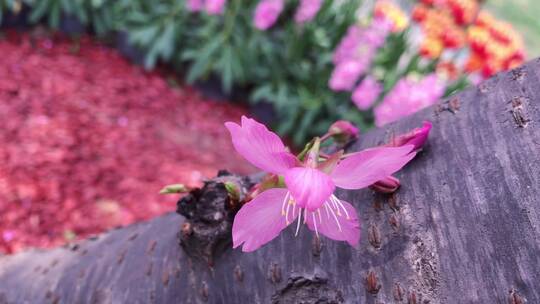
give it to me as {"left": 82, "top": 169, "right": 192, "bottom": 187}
{"left": 225, "top": 116, "right": 297, "bottom": 174}
{"left": 232, "top": 188, "right": 293, "bottom": 252}
{"left": 305, "top": 199, "right": 360, "bottom": 246}
{"left": 331, "top": 145, "right": 416, "bottom": 189}
{"left": 284, "top": 167, "right": 335, "bottom": 211}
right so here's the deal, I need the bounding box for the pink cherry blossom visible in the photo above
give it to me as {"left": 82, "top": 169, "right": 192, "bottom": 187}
{"left": 352, "top": 76, "right": 382, "bottom": 110}
{"left": 205, "top": 0, "right": 227, "bottom": 15}
{"left": 225, "top": 116, "right": 416, "bottom": 252}
{"left": 294, "top": 0, "right": 323, "bottom": 24}
{"left": 253, "top": 0, "right": 284, "bottom": 30}
{"left": 374, "top": 74, "right": 444, "bottom": 126}
{"left": 186, "top": 0, "right": 204, "bottom": 12}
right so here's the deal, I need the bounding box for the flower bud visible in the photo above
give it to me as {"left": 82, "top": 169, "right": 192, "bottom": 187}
{"left": 369, "top": 176, "right": 400, "bottom": 193}
{"left": 388, "top": 121, "right": 432, "bottom": 152}
{"left": 328, "top": 120, "right": 359, "bottom": 143}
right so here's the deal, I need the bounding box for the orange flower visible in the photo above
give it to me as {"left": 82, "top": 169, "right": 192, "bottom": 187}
{"left": 420, "top": 37, "right": 443, "bottom": 59}
{"left": 446, "top": 0, "right": 479, "bottom": 25}
{"left": 437, "top": 61, "right": 459, "bottom": 80}
{"left": 412, "top": 4, "right": 428, "bottom": 23}
{"left": 465, "top": 11, "right": 525, "bottom": 77}
{"left": 465, "top": 53, "right": 484, "bottom": 73}
{"left": 441, "top": 27, "right": 466, "bottom": 48}
{"left": 374, "top": 1, "right": 409, "bottom": 32}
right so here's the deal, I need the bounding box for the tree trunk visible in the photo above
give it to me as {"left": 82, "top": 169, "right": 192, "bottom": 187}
{"left": 1, "top": 60, "right": 540, "bottom": 304}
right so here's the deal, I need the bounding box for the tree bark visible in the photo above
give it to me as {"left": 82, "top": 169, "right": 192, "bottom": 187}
{"left": 1, "top": 60, "right": 540, "bottom": 304}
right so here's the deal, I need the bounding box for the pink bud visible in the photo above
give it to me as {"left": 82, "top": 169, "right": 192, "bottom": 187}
{"left": 369, "top": 176, "right": 400, "bottom": 193}
{"left": 389, "top": 121, "right": 432, "bottom": 151}
{"left": 328, "top": 120, "right": 359, "bottom": 142}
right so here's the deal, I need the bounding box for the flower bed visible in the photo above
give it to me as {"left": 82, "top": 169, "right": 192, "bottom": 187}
{"left": 0, "top": 0, "right": 526, "bottom": 145}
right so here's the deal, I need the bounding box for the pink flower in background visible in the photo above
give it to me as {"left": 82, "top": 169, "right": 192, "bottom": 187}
{"left": 226, "top": 116, "right": 416, "bottom": 252}
{"left": 352, "top": 76, "right": 382, "bottom": 110}
{"left": 374, "top": 74, "right": 444, "bottom": 126}
{"left": 329, "top": 59, "right": 368, "bottom": 91}
{"left": 332, "top": 26, "right": 362, "bottom": 65}
{"left": 253, "top": 0, "right": 284, "bottom": 30}
{"left": 329, "top": 17, "right": 392, "bottom": 92}
{"left": 205, "top": 0, "right": 227, "bottom": 15}
{"left": 186, "top": 0, "right": 204, "bottom": 12}
{"left": 363, "top": 17, "right": 393, "bottom": 46}
{"left": 294, "top": 0, "right": 323, "bottom": 24}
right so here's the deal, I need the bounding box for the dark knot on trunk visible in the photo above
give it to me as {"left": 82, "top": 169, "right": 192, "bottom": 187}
{"left": 176, "top": 170, "right": 253, "bottom": 266}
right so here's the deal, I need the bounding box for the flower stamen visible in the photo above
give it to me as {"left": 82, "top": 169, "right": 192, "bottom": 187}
{"left": 324, "top": 203, "right": 331, "bottom": 219}
{"left": 331, "top": 195, "right": 350, "bottom": 220}
{"left": 285, "top": 197, "right": 293, "bottom": 224}
{"left": 295, "top": 209, "right": 303, "bottom": 236}
{"left": 326, "top": 202, "right": 342, "bottom": 232}
{"left": 281, "top": 191, "right": 290, "bottom": 216}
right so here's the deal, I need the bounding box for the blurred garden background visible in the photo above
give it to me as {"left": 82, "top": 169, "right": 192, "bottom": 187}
{"left": 0, "top": 0, "right": 536, "bottom": 254}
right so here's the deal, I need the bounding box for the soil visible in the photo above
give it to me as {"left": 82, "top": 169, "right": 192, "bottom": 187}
{"left": 0, "top": 31, "right": 255, "bottom": 254}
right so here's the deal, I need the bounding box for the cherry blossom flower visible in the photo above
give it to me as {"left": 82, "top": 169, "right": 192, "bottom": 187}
{"left": 253, "top": 0, "right": 284, "bottom": 30}
{"left": 225, "top": 116, "right": 416, "bottom": 251}
{"left": 294, "top": 0, "right": 323, "bottom": 24}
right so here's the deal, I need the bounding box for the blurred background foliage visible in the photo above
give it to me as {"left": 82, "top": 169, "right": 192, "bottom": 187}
{"left": 0, "top": 0, "right": 530, "bottom": 145}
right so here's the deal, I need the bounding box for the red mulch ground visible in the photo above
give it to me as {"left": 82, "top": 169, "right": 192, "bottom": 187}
{"left": 0, "top": 31, "right": 255, "bottom": 254}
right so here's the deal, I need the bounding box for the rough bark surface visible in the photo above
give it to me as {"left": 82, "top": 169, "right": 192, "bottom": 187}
{"left": 1, "top": 60, "right": 540, "bottom": 304}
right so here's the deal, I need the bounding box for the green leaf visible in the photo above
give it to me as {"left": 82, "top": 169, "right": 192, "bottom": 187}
{"left": 29, "top": 0, "right": 51, "bottom": 23}
{"left": 186, "top": 36, "right": 224, "bottom": 83}
{"left": 128, "top": 24, "right": 160, "bottom": 47}
{"left": 48, "top": 0, "right": 61, "bottom": 29}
